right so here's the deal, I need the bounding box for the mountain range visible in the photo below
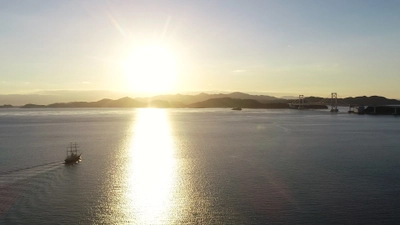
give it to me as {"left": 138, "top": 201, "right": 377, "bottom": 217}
{"left": 1, "top": 92, "right": 399, "bottom": 109}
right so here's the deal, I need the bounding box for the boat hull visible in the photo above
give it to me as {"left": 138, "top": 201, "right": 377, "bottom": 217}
{"left": 64, "top": 155, "right": 82, "bottom": 164}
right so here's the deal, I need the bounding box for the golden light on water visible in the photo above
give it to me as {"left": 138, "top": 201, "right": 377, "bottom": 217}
{"left": 124, "top": 108, "right": 177, "bottom": 224}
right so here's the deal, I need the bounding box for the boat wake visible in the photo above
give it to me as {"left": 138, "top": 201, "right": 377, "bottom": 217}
{"left": 0, "top": 161, "right": 62, "bottom": 175}
{"left": 0, "top": 161, "right": 63, "bottom": 218}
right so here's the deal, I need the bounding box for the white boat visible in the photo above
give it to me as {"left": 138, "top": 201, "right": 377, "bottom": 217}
{"left": 64, "top": 142, "right": 82, "bottom": 164}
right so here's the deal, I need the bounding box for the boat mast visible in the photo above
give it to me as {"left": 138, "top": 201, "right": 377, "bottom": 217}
{"left": 67, "top": 142, "right": 78, "bottom": 156}
{"left": 73, "top": 142, "right": 78, "bottom": 155}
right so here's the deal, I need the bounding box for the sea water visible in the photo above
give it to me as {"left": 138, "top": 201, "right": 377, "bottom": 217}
{"left": 0, "top": 108, "right": 399, "bottom": 224}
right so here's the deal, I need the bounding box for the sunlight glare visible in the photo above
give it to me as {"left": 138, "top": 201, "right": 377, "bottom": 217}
{"left": 123, "top": 45, "right": 177, "bottom": 94}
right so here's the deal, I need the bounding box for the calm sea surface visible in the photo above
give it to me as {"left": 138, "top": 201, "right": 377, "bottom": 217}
{"left": 0, "top": 108, "right": 399, "bottom": 224}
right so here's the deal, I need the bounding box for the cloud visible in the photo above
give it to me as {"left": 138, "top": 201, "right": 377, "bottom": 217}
{"left": 81, "top": 81, "right": 91, "bottom": 84}
{"left": 232, "top": 70, "right": 245, "bottom": 73}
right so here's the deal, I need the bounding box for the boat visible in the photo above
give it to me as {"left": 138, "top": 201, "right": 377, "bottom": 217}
{"left": 64, "top": 142, "right": 82, "bottom": 164}
{"left": 232, "top": 107, "right": 242, "bottom": 110}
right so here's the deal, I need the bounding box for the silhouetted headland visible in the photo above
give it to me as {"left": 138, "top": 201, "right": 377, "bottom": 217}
{"left": 0, "top": 104, "right": 13, "bottom": 108}
{"left": 2, "top": 92, "right": 399, "bottom": 110}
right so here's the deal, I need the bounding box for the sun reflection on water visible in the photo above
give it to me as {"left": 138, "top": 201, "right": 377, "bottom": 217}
{"left": 124, "top": 108, "right": 176, "bottom": 224}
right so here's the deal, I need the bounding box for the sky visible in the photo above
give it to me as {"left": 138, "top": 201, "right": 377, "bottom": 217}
{"left": 1, "top": 0, "right": 400, "bottom": 100}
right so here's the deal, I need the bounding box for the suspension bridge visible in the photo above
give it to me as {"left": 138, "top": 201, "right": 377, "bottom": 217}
{"left": 289, "top": 93, "right": 350, "bottom": 112}
{"left": 290, "top": 93, "right": 400, "bottom": 115}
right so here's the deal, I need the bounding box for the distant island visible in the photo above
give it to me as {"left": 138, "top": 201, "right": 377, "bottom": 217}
{"left": 0, "top": 104, "right": 13, "bottom": 108}
{"left": 1, "top": 92, "right": 400, "bottom": 109}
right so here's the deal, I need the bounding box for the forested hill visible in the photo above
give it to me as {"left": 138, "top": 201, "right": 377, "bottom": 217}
{"left": 10, "top": 93, "right": 400, "bottom": 109}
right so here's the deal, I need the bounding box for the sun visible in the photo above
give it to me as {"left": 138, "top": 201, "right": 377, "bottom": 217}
{"left": 123, "top": 45, "right": 177, "bottom": 94}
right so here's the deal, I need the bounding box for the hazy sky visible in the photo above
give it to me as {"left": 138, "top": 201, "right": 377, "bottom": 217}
{"left": 1, "top": 0, "right": 399, "bottom": 98}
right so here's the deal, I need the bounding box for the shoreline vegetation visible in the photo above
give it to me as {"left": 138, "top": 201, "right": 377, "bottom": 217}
{"left": 1, "top": 92, "right": 400, "bottom": 109}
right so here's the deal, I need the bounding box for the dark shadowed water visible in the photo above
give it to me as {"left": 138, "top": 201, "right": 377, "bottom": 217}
{"left": 1, "top": 108, "right": 399, "bottom": 224}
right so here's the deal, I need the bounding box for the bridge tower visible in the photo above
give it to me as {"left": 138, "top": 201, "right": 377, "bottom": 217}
{"left": 298, "top": 95, "right": 305, "bottom": 109}
{"left": 330, "top": 92, "right": 338, "bottom": 112}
